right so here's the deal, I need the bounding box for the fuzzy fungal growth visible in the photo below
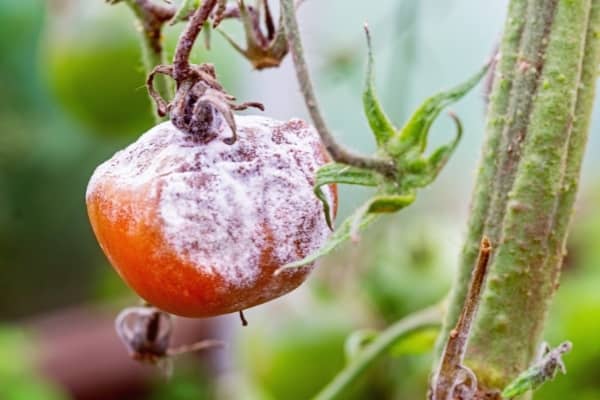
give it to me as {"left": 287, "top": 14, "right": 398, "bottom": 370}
{"left": 86, "top": 115, "right": 336, "bottom": 317}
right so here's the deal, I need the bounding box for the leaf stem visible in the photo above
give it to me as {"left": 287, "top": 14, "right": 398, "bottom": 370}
{"left": 313, "top": 305, "right": 442, "bottom": 400}
{"left": 279, "top": 0, "right": 396, "bottom": 177}
{"left": 112, "top": 0, "right": 174, "bottom": 122}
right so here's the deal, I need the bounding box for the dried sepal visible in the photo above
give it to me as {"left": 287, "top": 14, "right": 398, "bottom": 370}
{"left": 115, "top": 306, "right": 173, "bottom": 364}
{"left": 147, "top": 1, "right": 264, "bottom": 140}
{"left": 147, "top": 62, "right": 263, "bottom": 141}
{"left": 218, "top": 0, "right": 294, "bottom": 69}
{"left": 146, "top": 64, "right": 174, "bottom": 117}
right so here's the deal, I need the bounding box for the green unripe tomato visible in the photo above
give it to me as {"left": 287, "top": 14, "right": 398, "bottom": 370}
{"left": 40, "top": 2, "right": 153, "bottom": 138}
{"left": 41, "top": 2, "right": 241, "bottom": 139}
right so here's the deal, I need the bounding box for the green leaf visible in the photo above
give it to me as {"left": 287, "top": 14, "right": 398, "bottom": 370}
{"left": 385, "top": 62, "right": 490, "bottom": 157}
{"left": 278, "top": 208, "right": 380, "bottom": 271}
{"left": 347, "top": 193, "right": 414, "bottom": 241}
{"left": 279, "top": 192, "right": 414, "bottom": 270}
{"left": 362, "top": 27, "right": 396, "bottom": 147}
{"left": 365, "top": 193, "right": 415, "bottom": 213}
{"left": 389, "top": 327, "right": 439, "bottom": 356}
{"left": 172, "top": 0, "right": 201, "bottom": 25}
{"left": 403, "top": 112, "right": 463, "bottom": 188}
{"left": 314, "top": 163, "right": 380, "bottom": 229}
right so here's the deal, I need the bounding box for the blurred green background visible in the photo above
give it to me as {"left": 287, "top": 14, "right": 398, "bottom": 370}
{"left": 1, "top": 0, "right": 599, "bottom": 399}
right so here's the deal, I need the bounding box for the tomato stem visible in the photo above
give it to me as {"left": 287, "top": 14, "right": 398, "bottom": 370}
{"left": 173, "top": 0, "right": 218, "bottom": 82}
{"left": 279, "top": 0, "right": 396, "bottom": 178}
{"left": 238, "top": 310, "right": 248, "bottom": 326}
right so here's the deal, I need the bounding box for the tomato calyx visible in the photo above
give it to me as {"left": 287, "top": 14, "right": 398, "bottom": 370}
{"left": 116, "top": 306, "right": 172, "bottom": 363}
{"left": 147, "top": 62, "right": 263, "bottom": 143}
{"left": 217, "top": 0, "right": 300, "bottom": 70}
{"left": 145, "top": 0, "right": 263, "bottom": 143}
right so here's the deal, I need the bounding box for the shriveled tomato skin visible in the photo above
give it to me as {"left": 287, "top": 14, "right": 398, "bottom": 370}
{"left": 86, "top": 116, "right": 337, "bottom": 317}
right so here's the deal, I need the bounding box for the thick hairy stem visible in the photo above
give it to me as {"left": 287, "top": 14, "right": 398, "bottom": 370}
{"left": 545, "top": 0, "right": 600, "bottom": 300}
{"left": 313, "top": 306, "right": 442, "bottom": 400}
{"left": 436, "top": 0, "right": 528, "bottom": 358}
{"left": 483, "top": 0, "right": 558, "bottom": 245}
{"left": 279, "top": 0, "right": 396, "bottom": 177}
{"left": 436, "top": 0, "right": 600, "bottom": 393}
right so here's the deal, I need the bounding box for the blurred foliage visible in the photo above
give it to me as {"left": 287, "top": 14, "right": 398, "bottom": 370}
{"left": 241, "top": 312, "right": 355, "bottom": 399}
{"left": 359, "top": 220, "right": 453, "bottom": 323}
{"left": 0, "top": 0, "right": 45, "bottom": 112}
{"left": 235, "top": 303, "right": 384, "bottom": 399}
{"left": 147, "top": 362, "right": 215, "bottom": 400}
{"left": 41, "top": 2, "right": 155, "bottom": 138}
{"left": 0, "top": 326, "right": 68, "bottom": 400}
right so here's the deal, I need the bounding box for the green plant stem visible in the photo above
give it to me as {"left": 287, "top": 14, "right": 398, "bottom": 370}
{"left": 436, "top": 0, "right": 529, "bottom": 360}
{"left": 313, "top": 306, "right": 442, "bottom": 400}
{"left": 436, "top": 0, "right": 600, "bottom": 392}
{"left": 545, "top": 0, "right": 600, "bottom": 303}
{"left": 279, "top": 0, "right": 396, "bottom": 177}
{"left": 483, "top": 0, "right": 557, "bottom": 246}
{"left": 119, "top": 0, "right": 173, "bottom": 122}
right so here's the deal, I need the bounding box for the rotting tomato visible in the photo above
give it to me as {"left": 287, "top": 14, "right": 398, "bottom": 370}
{"left": 86, "top": 115, "right": 337, "bottom": 318}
